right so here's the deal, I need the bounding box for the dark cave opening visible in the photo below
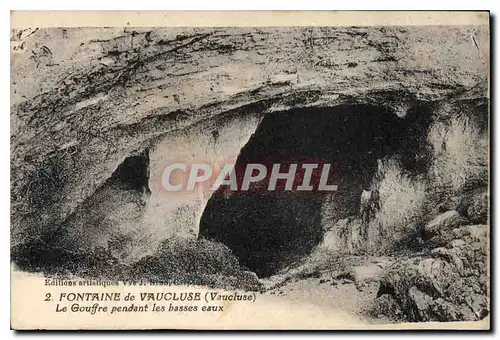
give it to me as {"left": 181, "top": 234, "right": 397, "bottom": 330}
{"left": 108, "top": 148, "right": 151, "bottom": 194}
{"left": 199, "top": 103, "right": 434, "bottom": 277}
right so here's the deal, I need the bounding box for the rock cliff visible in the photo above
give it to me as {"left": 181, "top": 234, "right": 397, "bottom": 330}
{"left": 11, "top": 25, "right": 489, "bottom": 305}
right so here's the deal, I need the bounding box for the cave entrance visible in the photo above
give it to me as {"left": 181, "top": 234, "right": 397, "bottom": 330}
{"left": 199, "top": 103, "right": 432, "bottom": 277}
{"left": 108, "top": 149, "right": 151, "bottom": 194}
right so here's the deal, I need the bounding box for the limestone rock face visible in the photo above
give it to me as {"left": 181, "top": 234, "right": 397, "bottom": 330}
{"left": 11, "top": 26, "right": 489, "bottom": 272}
{"left": 462, "top": 190, "right": 489, "bottom": 224}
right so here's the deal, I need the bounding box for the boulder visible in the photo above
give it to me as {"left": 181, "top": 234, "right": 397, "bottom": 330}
{"left": 464, "top": 190, "right": 489, "bottom": 224}
{"left": 10, "top": 25, "right": 489, "bottom": 277}
{"left": 371, "top": 294, "right": 404, "bottom": 321}
{"left": 376, "top": 224, "right": 489, "bottom": 322}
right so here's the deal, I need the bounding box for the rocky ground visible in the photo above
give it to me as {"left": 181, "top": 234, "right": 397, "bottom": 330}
{"left": 11, "top": 25, "right": 489, "bottom": 249}
{"left": 260, "top": 186, "right": 489, "bottom": 323}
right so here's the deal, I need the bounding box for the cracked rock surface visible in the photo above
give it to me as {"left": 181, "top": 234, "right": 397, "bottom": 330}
{"left": 11, "top": 26, "right": 488, "bottom": 247}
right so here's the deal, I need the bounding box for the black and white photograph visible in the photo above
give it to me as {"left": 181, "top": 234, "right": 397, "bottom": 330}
{"left": 9, "top": 11, "right": 490, "bottom": 330}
